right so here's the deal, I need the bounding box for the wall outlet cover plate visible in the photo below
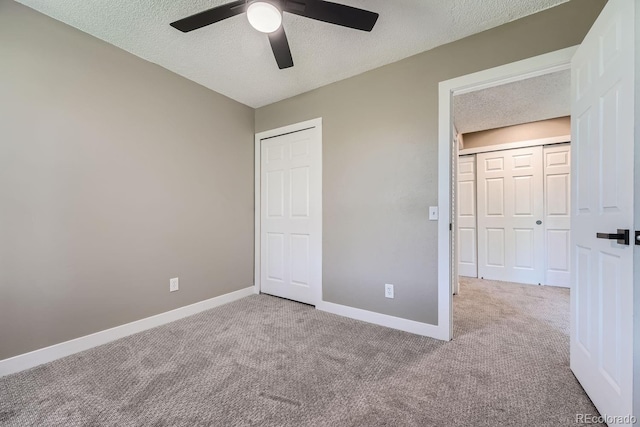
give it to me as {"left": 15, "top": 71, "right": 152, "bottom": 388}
{"left": 385, "top": 283, "right": 394, "bottom": 299}
{"left": 170, "top": 277, "right": 179, "bottom": 292}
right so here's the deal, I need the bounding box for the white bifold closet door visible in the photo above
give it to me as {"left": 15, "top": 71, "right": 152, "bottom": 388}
{"left": 457, "top": 155, "right": 477, "bottom": 278}
{"left": 260, "top": 127, "right": 321, "bottom": 305}
{"left": 477, "top": 146, "right": 544, "bottom": 285}
{"left": 543, "top": 144, "right": 571, "bottom": 288}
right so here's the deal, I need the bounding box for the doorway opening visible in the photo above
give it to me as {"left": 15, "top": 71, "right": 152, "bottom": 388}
{"left": 438, "top": 46, "right": 576, "bottom": 339}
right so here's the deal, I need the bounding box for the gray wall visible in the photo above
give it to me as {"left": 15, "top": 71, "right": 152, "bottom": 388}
{"left": 255, "top": 0, "right": 606, "bottom": 325}
{"left": 462, "top": 117, "right": 571, "bottom": 150}
{"left": 0, "top": 1, "right": 254, "bottom": 359}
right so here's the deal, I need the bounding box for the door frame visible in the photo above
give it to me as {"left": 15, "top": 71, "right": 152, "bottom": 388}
{"left": 254, "top": 117, "right": 323, "bottom": 304}
{"left": 438, "top": 46, "right": 577, "bottom": 339}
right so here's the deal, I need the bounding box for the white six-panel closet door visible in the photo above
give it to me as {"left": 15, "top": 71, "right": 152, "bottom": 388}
{"left": 476, "top": 146, "right": 544, "bottom": 285}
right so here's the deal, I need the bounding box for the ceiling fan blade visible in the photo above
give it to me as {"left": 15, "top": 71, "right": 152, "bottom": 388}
{"left": 268, "top": 27, "right": 294, "bottom": 69}
{"left": 283, "top": 0, "right": 378, "bottom": 32}
{"left": 170, "top": 0, "right": 246, "bottom": 32}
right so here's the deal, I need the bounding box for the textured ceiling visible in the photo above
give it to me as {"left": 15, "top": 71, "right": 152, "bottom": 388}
{"left": 16, "top": 0, "right": 568, "bottom": 108}
{"left": 453, "top": 69, "right": 570, "bottom": 134}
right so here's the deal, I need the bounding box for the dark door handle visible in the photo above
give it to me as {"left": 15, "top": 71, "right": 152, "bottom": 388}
{"left": 596, "top": 229, "right": 629, "bottom": 245}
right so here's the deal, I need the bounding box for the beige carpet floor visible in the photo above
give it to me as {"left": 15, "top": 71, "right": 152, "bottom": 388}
{"left": 0, "top": 277, "right": 603, "bottom": 426}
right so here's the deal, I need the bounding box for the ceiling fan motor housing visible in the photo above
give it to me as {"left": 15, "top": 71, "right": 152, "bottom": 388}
{"left": 248, "top": 0, "right": 282, "bottom": 7}
{"left": 247, "top": 0, "right": 283, "bottom": 33}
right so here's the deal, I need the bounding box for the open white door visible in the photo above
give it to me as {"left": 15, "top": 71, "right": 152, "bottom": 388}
{"left": 571, "top": 0, "right": 636, "bottom": 422}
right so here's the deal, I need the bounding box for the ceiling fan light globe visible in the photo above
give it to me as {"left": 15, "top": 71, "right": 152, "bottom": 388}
{"left": 247, "top": 2, "right": 282, "bottom": 33}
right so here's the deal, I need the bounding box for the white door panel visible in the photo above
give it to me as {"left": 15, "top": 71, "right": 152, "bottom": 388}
{"left": 457, "top": 155, "right": 477, "bottom": 278}
{"left": 570, "top": 0, "right": 635, "bottom": 421}
{"left": 261, "top": 127, "right": 321, "bottom": 305}
{"left": 486, "top": 178, "right": 504, "bottom": 216}
{"left": 458, "top": 182, "right": 475, "bottom": 216}
{"left": 458, "top": 228, "right": 476, "bottom": 264}
{"left": 544, "top": 144, "right": 571, "bottom": 287}
{"left": 477, "top": 147, "right": 544, "bottom": 284}
{"left": 485, "top": 228, "right": 505, "bottom": 266}
{"left": 514, "top": 228, "right": 534, "bottom": 268}
{"left": 266, "top": 233, "right": 284, "bottom": 281}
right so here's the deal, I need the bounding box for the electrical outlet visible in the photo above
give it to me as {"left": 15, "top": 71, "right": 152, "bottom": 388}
{"left": 170, "top": 277, "right": 179, "bottom": 292}
{"left": 385, "top": 283, "right": 394, "bottom": 299}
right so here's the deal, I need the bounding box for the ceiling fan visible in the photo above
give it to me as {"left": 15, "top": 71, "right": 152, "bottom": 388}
{"left": 170, "top": 0, "right": 379, "bottom": 69}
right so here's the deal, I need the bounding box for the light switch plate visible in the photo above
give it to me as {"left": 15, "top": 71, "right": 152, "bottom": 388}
{"left": 429, "top": 206, "right": 439, "bottom": 220}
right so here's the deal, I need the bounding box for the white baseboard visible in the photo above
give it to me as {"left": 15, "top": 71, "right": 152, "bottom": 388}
{"left": 316, "top": 301, "right": 450, "bottom": 341}
{"left": 0, "top": 286, "right": 257, "bottom": 377}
